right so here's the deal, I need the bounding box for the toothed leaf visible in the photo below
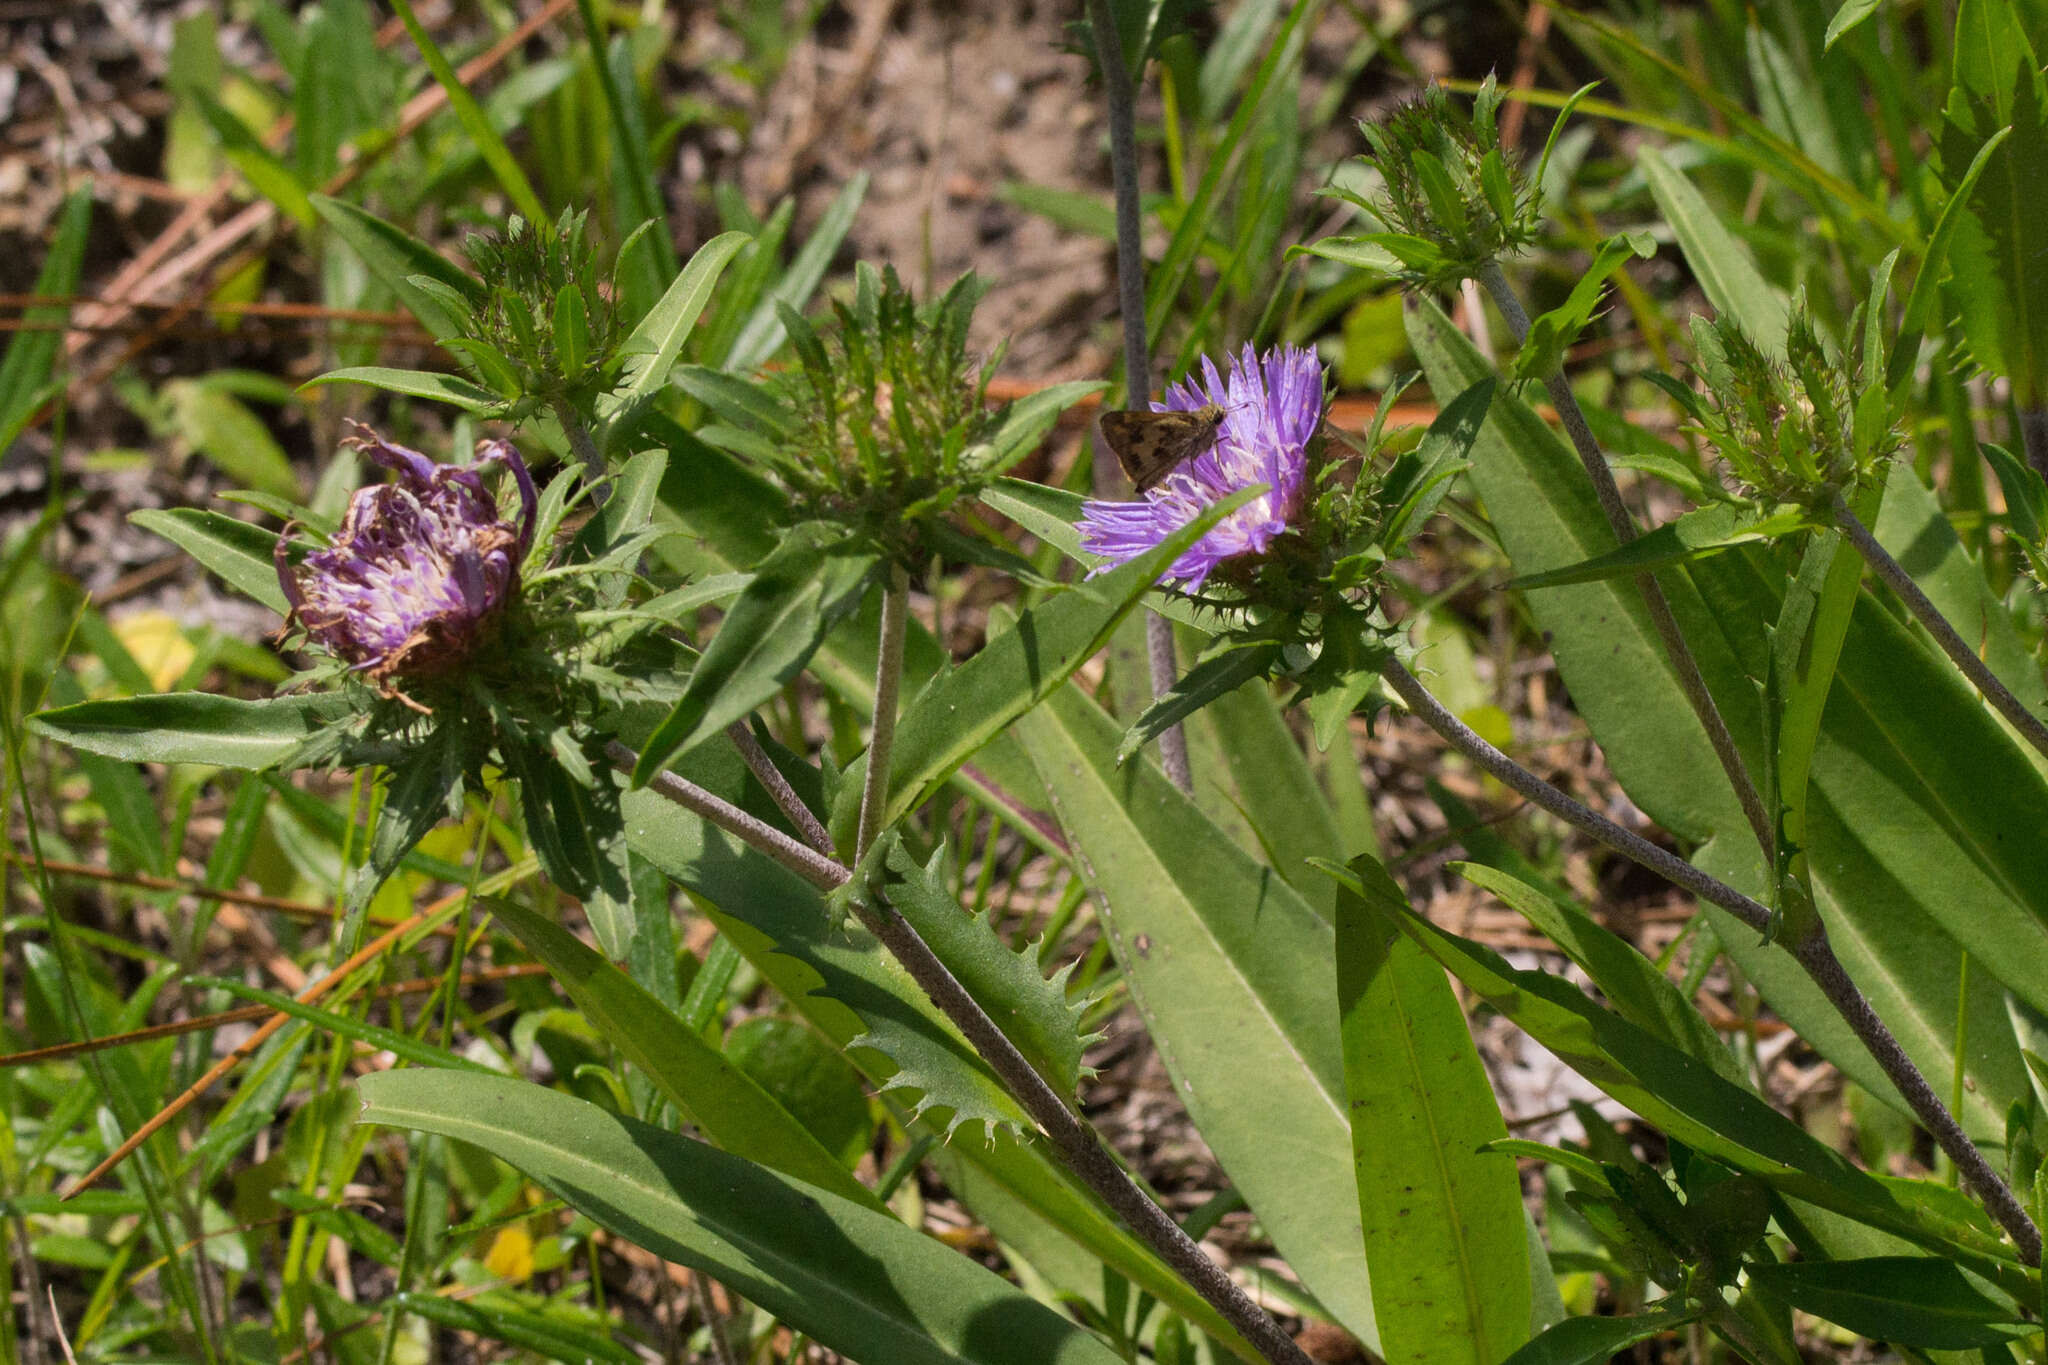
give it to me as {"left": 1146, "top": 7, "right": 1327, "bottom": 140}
{"left": 880, "top": 838, "right": 1099, "bottom": 1096}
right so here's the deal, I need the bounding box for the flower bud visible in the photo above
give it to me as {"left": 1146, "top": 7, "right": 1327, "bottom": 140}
{"left": 1687, "top": 308, "right": 1898, "bottom": 504}
{"left": 1350, "top": 76, "right": 1541, "bottom": 286}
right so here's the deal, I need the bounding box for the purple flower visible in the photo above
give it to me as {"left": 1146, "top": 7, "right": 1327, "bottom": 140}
{"left": 1079, "top": 343, "right": 1324, "bottom": 589}
{"left": 276, "top": 424, "right": 536, "bottom": 685}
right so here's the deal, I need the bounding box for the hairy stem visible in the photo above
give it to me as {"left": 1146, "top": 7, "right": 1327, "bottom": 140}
{"left": 1381, "top": 657, "right": 2041, "bottom": 1263}
{"left": 856, "top": 563, "right": 910, "bottom": 861}
{"left": 1475, "top": 260, "right": 1773, "bottom": 856}
{"left": 617, "top": 739, "right": 1319, "bottom": 1363}
{"left": 1832, "top": 492, "right": 2048, "bottom": 765}
{"left": 553, "top": 399, "right": 609, "bottom": 490}
{"left": 1085, "top": 0, "right": 1193, "bottom": 795}
{"left": 726, "top": 721, "right": 834, "bottom": 856}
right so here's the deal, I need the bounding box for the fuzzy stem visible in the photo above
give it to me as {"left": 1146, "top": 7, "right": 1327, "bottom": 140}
{"left": 553, "top": 399, "right": 611, "bottom": 505}
{"left": 2021, "top": 408, "right": 2048, "bottom": 483}
{"left": 1085, "top": 0, "right": 1194, "bottom": 795}
{"left": 610, "top": 742, "right": 844, "bottom": 892}
{"left": 1832, "top": 492, "right": 2048, "bottom": 765}
{"left": 1475, "top": 261, "right": 1774, "bottom": 856}
{"left": 1381, "top": 657, "right": 2041, "bottom": 1264}
{"left": 616, "top": 739, "right": 1319, "bottom": 1364}
{"left": 856, "top": 563, "right": 910, "bottom": 862}
{"left": 726, "top": 721, "right": 834, "bottom": 856}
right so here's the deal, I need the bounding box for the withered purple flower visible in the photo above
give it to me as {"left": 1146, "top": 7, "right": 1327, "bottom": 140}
{"left": 1079, "top": 343, "right": 1324, "bottom": 589}
{"left": 276, "top": 424, "right": 536, "bottom": 689}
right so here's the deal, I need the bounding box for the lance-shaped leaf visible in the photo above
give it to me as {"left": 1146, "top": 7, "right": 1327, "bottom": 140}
{"left": 1508, "top": 232, "right": 1655, "bottom": 381}
{"left": 597, "top": 230, "right": 752, "bottom": 449}
{"left": 635, "top": 524, "right": 880, "bottom": 783}
{"left": 33, "top": 692, "right": 356, "bottom": 769}
{"left": 1383, "top": 904, "right": 2021, "bottom": 1270}
{"left": 1119, "top": 643, "right": 1282, "bottom": 764}
{"left": 356, "top": 1071, "right": 1126, "bottom": 1365}
{"left": 312, "top": 195, "right": 483, "bottom": 342}
{"left": 1504, "top": 502, "right": 1812, "bottom": 592}
{"left": 485, "top": 897, "right": 881, "bottom": 1210}
{"left": 1017, "top": 681, "right": 1382, "bottom": 1349}
{"left": 618, "top": 746, "right": 1258, "bottom": 1359}
{"left": 1744, "top": 1257, "right": 2028, "bottom": 1349}
{"left": 1334, "top": 856, "right": 1529, "bottom": 1365}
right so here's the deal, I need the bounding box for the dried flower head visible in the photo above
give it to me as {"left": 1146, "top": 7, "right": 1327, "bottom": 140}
{"left": 1079, "top": 343, "right": 1324, "bottom": 589}
{"left": 275, "top": 424, "right": 536, "bottom": 689}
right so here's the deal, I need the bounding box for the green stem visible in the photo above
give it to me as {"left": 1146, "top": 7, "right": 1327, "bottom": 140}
{"left": 1381, "top": 656, "right": 2041, "bottom": 1265}
{"left": 1831, "top": 491, "right": 2048, "bottom": 765}
{"left": 856, "top": 563, "right": 910, "bottom": 862}
{"left": 1475, "top": 260, "right": 1774, "bottom": 857}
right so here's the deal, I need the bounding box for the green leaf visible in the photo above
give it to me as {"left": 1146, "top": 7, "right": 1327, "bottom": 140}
{"left": 1823, "top": 0, "right": 1881, "bottom": 50}
{"left": 0, "top": 188, "right": 89, "bottom": 454}
{"left": 1639, "top": 147, "right": 1790, "bottom": 355}
{"left": 1451, "top": 862, "right": 1744, "bottom": 1087}
{"left": 302, "top": 367, "right": 500, "bottom": 412}
{"left": 881, "top": 839, "right": 1095, "bottom": 1099}
{"left": 1120, "top": 644, "right": 1281, "bottom": 764}
{"left": 1414, "top": 296, "right": 2043, "bottom": 1140}
{"left": 1942, "top": 44, "right": 2048, "bottom": 405}
{"left": 311, "top": 195, "right": 482, "bottom": 342}
{"left": 1386, "top": 906, "right": 2014, "bottom": 1266}
{"left": 723, "top": 1016, "right": 875, "bottom": 1169}
{"left": 637, "top": 530, "right": 877, "bottom": 780}
{"left": 1509, "top": 233, "right": 1656, "bottom": 381}
{"left": 1498, "top": 1302, "right": 1703, "bottom": 1365}
{"left": 724, "top": 173, "right": 870, "bottom": 373}
{"left": 1887, "top": 132, "right": 2007, "bottom": 394}
{"left": 32, "top": 693, "right": 355, "bottom": 769}
{"left": 132, "top": 509, "right": 287, "bottom": 614}
{"left": 191, "top": 88, "right": 315, "bottom": 230}
{"left": 387, "top": 1292, "right": 636, "bottom": 1364}
{"left": 357, "top": 1072, "right": 1124, "bottom": 1365}
{"left": 1505, "top": 502, "right": 1811, "bottom": 590}
{"left": 1016, "top": 682, "right": 1382, "bottom": 1350}
{"left": 388, "top": 0, "right": 546, "bottom": 223}
{"left": 1745, "top": 1257, "right": 2027, "bottom": 1348}
{"left": 1335, "top": 856, "right": 1528, "bottom": 1364}
{"left": 598, "top": 230, "right": 752, "bottom": 448}
{"left": 485, "top": 897, "right": 881, "bottom": 1209}
{"left": 975, "top": 381, "right": 1109, "bottom": 479}
{"left": 166, "top": 380, "right": 301, "bottom": 501}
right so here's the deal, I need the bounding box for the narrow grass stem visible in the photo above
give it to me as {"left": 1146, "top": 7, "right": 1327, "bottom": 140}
{"left": 1085, "top": 0, "right": 1193, "bottom": 794}
{"left": 1832, "top": 492, "right": 2048, "bottom": 764}
{"left": 1381, "top": 657, "right": 2042, "bottom": 1264}
{"left": 617, "top": 738, "right": 1319, "bottom": 1365}
{"left": 726, "top": 721, "right": 834, "bottom": 856}
{"left": 856, "top": 563, "right": 910, "bottom": 862}
{"left": 1475, "top": 260, "right": 1773, "bottom": 856}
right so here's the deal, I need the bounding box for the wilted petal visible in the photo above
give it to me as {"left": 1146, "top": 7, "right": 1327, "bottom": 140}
{"left": 281, "top": 426, "right": 535, "bottom": 683}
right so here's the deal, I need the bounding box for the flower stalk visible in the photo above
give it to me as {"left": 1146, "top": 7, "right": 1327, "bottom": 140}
{"left": 1475, "top": 261, "right": 1775, "bottom": 857}
{"left": 612, "top": 740, "right": 1318, "bottom": 1365}
{"left": 1084, "top": 0, "right": 1193, "bottom": 795}
{"left": 855, "top": 562, "right": 910, "bottom": 862}
{"left": 1380, "top": 656, "right": 2042, "bottom": 1265}
{"left": 1830, "top": 490, "right": 2048, "bottom": 765}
